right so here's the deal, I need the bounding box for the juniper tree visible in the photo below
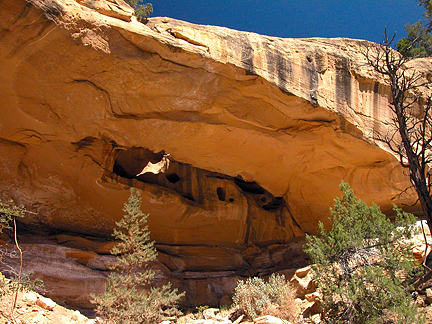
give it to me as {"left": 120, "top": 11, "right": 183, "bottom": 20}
{"left": 93, "top": 188, "right": 184, "bottom": 324}
{"left": 397, "top": 0, "right": 432, "bottom": 57}
{"left": 304, "top": 182, "right": 424, "bottom": 324}
{"left": 125, "top": 1, "right": 153, "bottom": 19}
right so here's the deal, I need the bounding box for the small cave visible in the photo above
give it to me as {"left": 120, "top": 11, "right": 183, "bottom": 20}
{"left": 166, "top": 173, "right": 180, "bottom": 183}
{"left": 262, "top": 197, "right": 284, "bottom": 211}
{"left": 216, "top": 187, "right": 226, "bottom": 201}
{"left": 111, "top": 147, "right": 172, "bottom": 186}
{"left": 113, "top": 159, "right": 134, "bottom": 179}
{"left": 114, "top": 147, "right": 164, "bottom": 179}
{"left": 234, "top": 178, "right": 265, "bottom": 194}
{"left": 234, "top": 177, "right": 285, "bottom": 211}
{"left": 109, "top": 147, "right": 197, "bottom": 203}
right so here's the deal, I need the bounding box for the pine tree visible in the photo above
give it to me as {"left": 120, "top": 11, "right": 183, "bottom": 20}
{"left": 304, "top": 182, "right": 424, "bottom": 324}
{"left": 93, "top": 188, "right": 184, "bottom": 324}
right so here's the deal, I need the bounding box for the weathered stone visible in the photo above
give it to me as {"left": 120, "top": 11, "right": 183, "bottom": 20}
{"left": 305, "top": 292, "right": 320, "bottom": 303}
{"left": 0, "top": 0, "right": 422, "bottom": 247}
{"left": 23, "top": 292, "right": 38, "bottom": 306}
{"left": 254, "top": 315, "right": 291, "bottom": 324}
{"left": 55, "top": 235, "right": 117, "bottom": 254}
{"left": 202, "top": 308, "right": 220, "bottom": 319}
{"left": 71, "top": 310, "right": 87, "bottom": 321}
{"left": 310, "top": 314, "right": 321, "bottom": 324}
{"left": 76, "top": 0, "right": 134, "bottom": 21}
{"left": 290, "top": 269, "right": 316, "bottom": 298}
{"left": 0, "top": 0, "right": 431, "bottom": 312}
{"left": 36, "top": 296, "right": 56, "bottom": 310}
{"left": 294, "top": 266, "right": 311, "bottom": 279}
{"left": 232, "top": 314, "right": 244, "bottom": 324}
{"left": 1, "top": 241, "right": 107, "bottom": 310}
{"left": 426, "top": 288, "right": 432, "bottom": 304}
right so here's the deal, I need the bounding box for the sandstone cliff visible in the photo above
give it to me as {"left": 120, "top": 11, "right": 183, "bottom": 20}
{"left": 0, "top": 0, "right": 429, "bottom": 308}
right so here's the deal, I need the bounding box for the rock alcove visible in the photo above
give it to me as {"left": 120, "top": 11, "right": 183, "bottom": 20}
{"left": 109, "top": 146, "right": 288, "bottom": 217}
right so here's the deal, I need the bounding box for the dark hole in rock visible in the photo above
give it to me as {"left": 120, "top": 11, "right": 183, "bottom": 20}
{"left": 113, "top": 160, "right": 134, "bottom": 179}
{"left": 234, "top": 178, "right": 265, "bottom": 194}
{"left": 216, "top": 187, "right": 226, "bottom": 201}
{"left": 166, "top": 173, "right": 180, "bottom": 183}
{"left": 260, "top": 196, "right": 267, "bottom": 204}
{"left": 263, "top": 197, "right": 285, "bottom": 211}
{"left": 113, "top": 148, "right": 163, "bottom": 179}
{"left": 228, "top": 198, "right": 234, "bottom": 202}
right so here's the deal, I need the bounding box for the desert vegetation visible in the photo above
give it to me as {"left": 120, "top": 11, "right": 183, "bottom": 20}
{"left": 92, "top": 188, "right": 184, "bottom": 324}
{"left": 125, "top": 0, "right": 153, "bottom": 19}
{"left": 0, "top": 200, "right": 44, "bottom": 323}
{"left": 304, "top": 182, "right": 424, "bottom": 324}
{"left": 232, "top": 273, "right": 298, "bottom": 322}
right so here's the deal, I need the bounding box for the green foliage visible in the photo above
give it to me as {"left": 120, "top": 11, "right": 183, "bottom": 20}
{"left": 233, "top": 273, "right": 296, "bottom": 321}
{"left": 418, "top": 0, "right": 432, "bottom": 31}
{"left": 397, "top": 21, "right": 432, "bottom": 57}
{"left": 304, "top": 182, "right": 424, "bottom": 324}
{"left": 397, "top": 0, "right": 432, "bottom": 57}
{"left": 125, "top": 0, "right": 153, "bottom": 19}
{"left": 0, "top": 200, "right": 25, "bottom": 233}
{"left": 233, "top": 277, "right": 270, "bottom": 320}
{"left": 93, "top": 188, "right": 184, "bottom": 324}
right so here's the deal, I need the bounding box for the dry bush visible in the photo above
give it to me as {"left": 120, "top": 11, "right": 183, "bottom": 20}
{"left": 233, "top": 273, "right": 298, "bottom": 321}
{"left": 262, "top": 296, "right": 298, "bottom": 323}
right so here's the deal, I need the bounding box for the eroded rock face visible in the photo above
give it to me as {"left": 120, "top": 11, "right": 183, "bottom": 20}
{"left": 0, "top": 0, "right": 429, "bottom": 309}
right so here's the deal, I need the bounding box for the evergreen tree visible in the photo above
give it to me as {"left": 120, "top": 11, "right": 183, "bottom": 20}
{"left": 304, "top": 182, "right": 424, "bottom": 324}
{"left": 397, "top": 21, "right": 432, "bottom": 57}
{"left": 418, "top": 0, "right": 432, "bottom": 31}
{"left": 125, "top": 1, "right": 153, "bottom": 19}
{"left": 93, "top": 188, "right": 184, "bottom": 324}
{"left": 397, "top": 0, "right": 432, "bottom": 57}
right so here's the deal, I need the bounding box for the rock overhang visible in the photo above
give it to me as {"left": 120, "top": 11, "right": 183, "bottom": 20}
{"left": 0, "top": 0, "right": 424, "bottom": 247}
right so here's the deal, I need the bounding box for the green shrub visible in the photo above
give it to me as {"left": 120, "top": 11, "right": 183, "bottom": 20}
{"left": 93, "top": 188, "right": 184, "bottom": 324}
{"left": 304, "top": 182, "right": 424, "bottom": 324}
{"left": 125, "top": 0, "right": 153, "bottom": 19}
{"left": 0, "top": 199, "right": 25, "bottom": 232}
{"left": 233, "top": 273, "right": 297, "bottom": 321}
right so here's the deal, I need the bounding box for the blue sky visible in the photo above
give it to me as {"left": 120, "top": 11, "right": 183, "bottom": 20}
{"left": 149, "top": 0, "right": 424, "bottom": 44}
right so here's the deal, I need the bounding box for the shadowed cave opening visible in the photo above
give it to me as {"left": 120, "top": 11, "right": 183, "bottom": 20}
{"left": 216, "top": 187, "right": 226, "bottom": 201}
{"left": 234, "top": 177, "right": 285, "bottom": 211}
{"left": 166, "top": 173, "right": 180, "bottom": 183}
{"left": 110, "top": 147, "right": 285, "bottom": 210}
{"left": 111, "top": 147, "right": 197, "bottom": 201}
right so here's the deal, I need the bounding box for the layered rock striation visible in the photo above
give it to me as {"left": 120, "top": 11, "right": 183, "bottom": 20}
{"left": 0, "top": 0, "right": 430, "bottom": 308}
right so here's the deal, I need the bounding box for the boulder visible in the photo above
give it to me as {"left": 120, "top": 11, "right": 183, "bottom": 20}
{"left": 23, "top": 292, "right": 38, "bottom": 306}
{"left": 75, "top": 0, "right": 134, "bottom": 21}
{"left": 290, "top": 268, "right": 316, "bottom": 298}
{"left": 426, "top": 288, "right": 432, "bottom": 304}
{"left": 36, "top": 296, "right": 56, "bottom": 310}
{"left": 203, "top": 308, "right": 220, "bottom": 320}
{"left": 254, "top": 315, "right": 291, "bottom": 324}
